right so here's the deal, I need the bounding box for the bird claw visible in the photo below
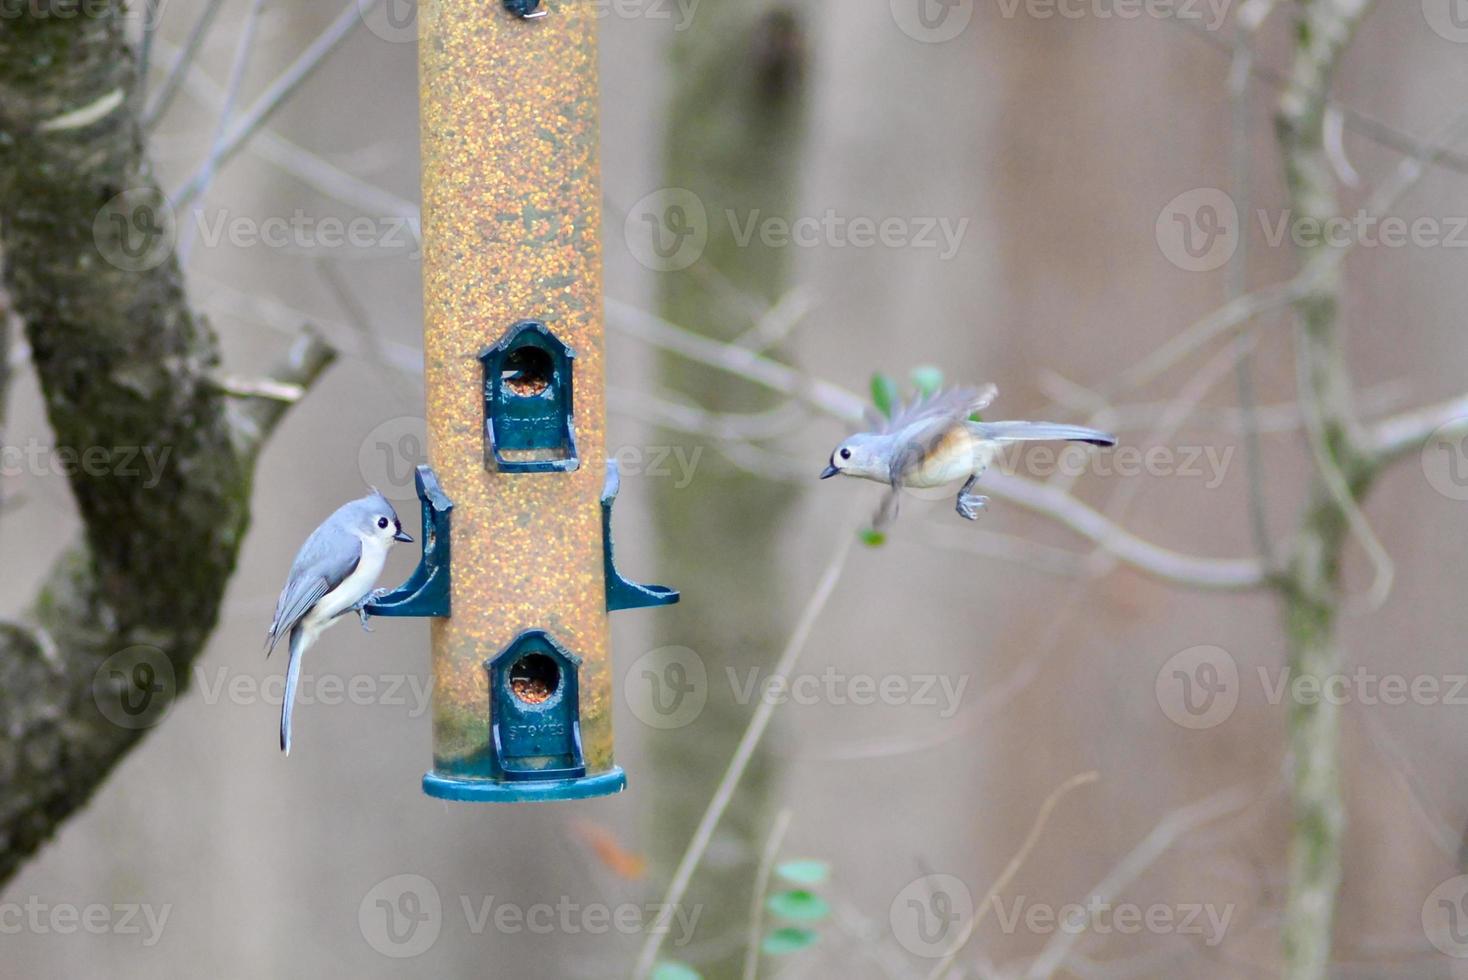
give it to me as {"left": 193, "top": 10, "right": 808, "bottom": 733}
{"left": 956, "top": 492, "right": 989, "bottom": 522}
{"left": 351, "top": 589, "right": 391, "bottom": 631}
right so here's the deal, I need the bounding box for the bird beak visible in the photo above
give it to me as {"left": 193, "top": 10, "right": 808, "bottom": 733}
{"left": 819, "top": 464, "right": 839, "bottom": 480}
{"left": 394, "top": 530, "right": 414, "bottom": 543}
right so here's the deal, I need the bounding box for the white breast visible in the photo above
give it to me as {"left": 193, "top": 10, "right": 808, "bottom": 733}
{"left": 304, "top": 533, "right": 390, "bottom": 630}
{"left": 904, "top": 427, "right": 999, "bottom": 488}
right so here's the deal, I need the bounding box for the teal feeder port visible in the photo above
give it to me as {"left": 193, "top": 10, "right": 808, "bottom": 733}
{"left": 479, "top": 320, "right": 579, "bottom": 474}
{"left": 487, "top": 630, "right": 587, "bottom": 782}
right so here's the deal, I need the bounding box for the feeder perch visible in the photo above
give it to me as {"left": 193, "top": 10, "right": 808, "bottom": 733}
{"left": 364, "top": 465, "right": 453, "bottom": 619}
{"left": 390, "top": 0, "right": 678, "bottom": 803}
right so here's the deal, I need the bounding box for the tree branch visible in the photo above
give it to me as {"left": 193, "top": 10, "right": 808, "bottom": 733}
{"left": 608, "top": 299, "right": 1271, "bottom": 592}
{"left": 1365, "top": 391, "right": 1468, "bottom": 465}
{"left": 0, "top": 4, "right": 333, "bottom": 887}
{"left": 1274, "top": 2, "right": 1378, "bottom": 976}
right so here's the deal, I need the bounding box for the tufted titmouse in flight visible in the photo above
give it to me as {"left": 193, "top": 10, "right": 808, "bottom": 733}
{"left": 820, "top": 385, "right": 1116, "bottom": 529}
{"left": 265, "top": 490, "right": 412, "bottom": 755}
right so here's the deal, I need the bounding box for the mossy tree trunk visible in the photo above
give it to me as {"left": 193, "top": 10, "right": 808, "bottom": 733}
{"left": 648, "top": 3, "right": 810, "bottom": 974}
{"left": 1273, "top": 2, "right": 1378, "bottom": 976}
{"left": 0, "top": 4, "right": 330, "bottom": 886}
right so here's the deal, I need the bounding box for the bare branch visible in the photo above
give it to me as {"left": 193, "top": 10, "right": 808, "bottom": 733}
{"left": 924, "top": 772, "right": 1101, "bottom": 980}
{"left": 608, "top": 300, "right": 1270, "bottom": 591}
{"left": 1365, "top": 391, "right": 1468, "bottom": 465}
{"left": 177, "top": 0, "right": 268, "bottom": 260}
{"left": 633, "top": 528, "right": 857, "bottom": 980}
{"left": 741, "top": 808, "right": 793, "bottom": 980}
{"left": 149, "top": 33, "right": 421, "bottom": 238}
{"left": 142, "top": 0, "right": 228, "bottom": 129}
{"left": 1025, "top": 785, "right": 1255, "bottom": 980}
{"left": 172, "top": 0, "right": 381, "bottom": 208}
{"left": 983, "top": 474, "right": 1268, "bottom": 591}
{"left": 1167, "top": 13, "right": 1468, "bottom": 179}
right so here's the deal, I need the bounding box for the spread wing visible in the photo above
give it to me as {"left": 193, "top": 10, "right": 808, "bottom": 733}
{"left": 882, "top": 384, "right": 997, "bottom": 435}
{"left": 265, "top": 523, "right": 362, "bottom": 656}
{"left": 872, "top": 385, "right": 998, "bottom": 529}
{"left": 884, "top": 384, "right": 997, "bottom": 483}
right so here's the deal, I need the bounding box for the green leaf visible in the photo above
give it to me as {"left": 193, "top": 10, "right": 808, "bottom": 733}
{"left": 870, "top": 372, "right": 899, "bottom": 419}
{"left": 652, "top": 963, "right": 702, "bottom": 980}
{"left": 762, "top": 927, "right": 819, "bottom": 955}
{"left": 910, "top": 365, "right": 944, "bottom": 397}
{"left": 766, "top": 890, "right": 831, "bottom": 922}
{"left": 776, "top": 860, "right": 830, "bottom": 886}
{"left": 859, "top": 528, "right": 886, "bottom": 548}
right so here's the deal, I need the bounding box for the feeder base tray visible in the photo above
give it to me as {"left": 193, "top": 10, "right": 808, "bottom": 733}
{"left": 422, "top": 767, "right": 626, "bottom": 804}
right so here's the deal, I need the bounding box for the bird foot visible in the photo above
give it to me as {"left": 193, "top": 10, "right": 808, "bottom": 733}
{"left": 956, "top": 492, "right": 989, "bottom": 522}
{"left": 351, "top": 590, "right": 391, "bottom": 631}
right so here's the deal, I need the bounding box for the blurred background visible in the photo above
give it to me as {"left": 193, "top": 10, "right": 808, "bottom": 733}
{"left": 5, "top": 1, "right": 1468, "bottom": 977}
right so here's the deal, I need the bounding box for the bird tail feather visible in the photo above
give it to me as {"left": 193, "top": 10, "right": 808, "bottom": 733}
{"left": 281, "top": 626, "right": 307, "bottom": 756}
{"left": 974, "top": 421, "right": 1116, "bottom": 447}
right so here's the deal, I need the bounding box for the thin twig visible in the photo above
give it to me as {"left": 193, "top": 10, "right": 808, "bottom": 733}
{"left": 923, "top": 772, "right": 1101, "bottom": 980}
{"left": 1113, "top": 278, "right": 1306, "bottom": 396}
{"left": 177, "top": 0, "right": 266, "bottom": 261}
{"left": 172, "top": 0, "right": 381, "bottom": 208}
{"left": 732, "top": 286, "right": 817, "bottom": 352}
{"left": 215, "top": 374, "right": 305, "bottom": 403}
{"left": 143, "top": 0, "right": 228, "bottom": 129}
{"left": 1166, "top": 13, "right": 1468, "bottom": 178}
{"left": 742, "top": 808, "right": 794, "bottom": 980}
{"left": 609, "top": 300, "right": 1268, "bottom": 591}
{"left": 984, "top": 473, "right": 1267, "bottom": 591}
{"left": 134, "top": 0, "right": 162, "bottom": 113}
{"left": 632, "top": 529, "right": 856, "bottom": 980}
{"left": 1227, "top": 8, "right": 1276, "bottom": 567}
{"left": 1366, "top": 390, "right": 1468, "bottom": 463}
{"left": 1024, "top": 785, "right": 1255, "bottom": 980}
{"left": 150, "top": 31, "right": 420, "bottom": 236}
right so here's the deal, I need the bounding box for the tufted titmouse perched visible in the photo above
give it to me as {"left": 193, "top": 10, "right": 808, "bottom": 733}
{"left": 820, "top": 385, "right": 1116, "bottom": 529}
{"left": 265, "top": 490, "right": 412, "bottom": 755}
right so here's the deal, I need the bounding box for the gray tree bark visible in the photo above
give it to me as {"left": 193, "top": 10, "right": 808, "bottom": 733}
{"left": 0, "top": 4, "right": 331, "bottom": 887}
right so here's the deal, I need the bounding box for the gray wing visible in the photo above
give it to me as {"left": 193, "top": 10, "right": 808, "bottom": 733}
{"left": 265, "top": 523, "right": 362, "bottom": 655}
{"left": 885, "top": 384, "right": 996, "bottom": 439}
{"left": 872, "top": 386, "right": 998, "bottom": 530}
{"left": 885, "top": 385, "right": 998, "bottom": 481}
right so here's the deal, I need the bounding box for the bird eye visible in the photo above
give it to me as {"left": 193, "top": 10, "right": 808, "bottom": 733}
{"left": 839, "top": 448, "right": 852, "bottom": 460}
{"left": 377, "top": 517, "right": 389, "bottom": 529}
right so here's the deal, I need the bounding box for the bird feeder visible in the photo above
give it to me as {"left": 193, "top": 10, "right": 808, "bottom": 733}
{"left": 365, "top": 0, "right": 677, "bottom": 802}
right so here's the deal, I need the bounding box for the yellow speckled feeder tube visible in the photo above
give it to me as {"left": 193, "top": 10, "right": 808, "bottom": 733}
{"left": 416, "top": 0, "right": 674, "bottom": 803}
